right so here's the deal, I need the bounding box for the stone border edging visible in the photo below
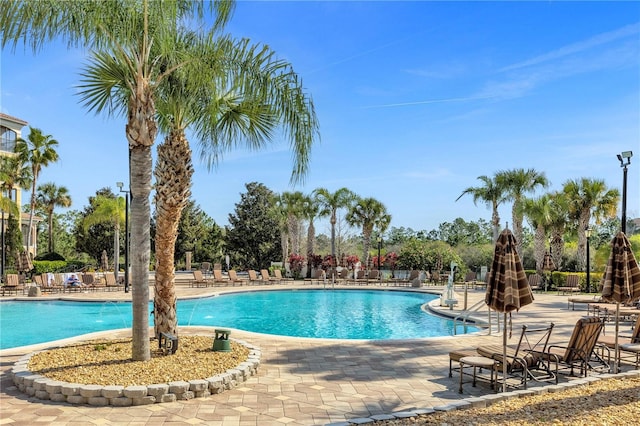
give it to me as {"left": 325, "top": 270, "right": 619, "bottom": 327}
{"left": 328, "top": 370, "right": 640, "bottom": 426}
{"left": 10, "top": 338, "right": 261, "bottom": 406}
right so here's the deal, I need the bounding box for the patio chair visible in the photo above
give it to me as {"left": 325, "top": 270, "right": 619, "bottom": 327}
{"left": 347, "top": 269, "right": 366, "bottom": 285}
{"left": 304, "top": 269, "right": 325, "bottom": 285}
{"left": 247, "top": 270, "right": 263, "bottom": 285}
{"left": 260, "top": 269, "right": 280, "bottom": 284}
{"left": 227, "top": 269, "right": 248, "bottom": 286}
{"left": 558, "top": 274, "right": 581, "bottom": 295}
{"left": 598, "top": 314, "right": 640, "bottom": 365}
{"left": 543, "top": 316, "right": 609, "bottom": 377}
{"left": 104, "top": 272, "right": 122, "bottom": 291}
{"left": 212, "top": 269, "right": 229, "bottom": 286}
{"left": 189, "top": 270, "right": 210, "bottom": 288}
{"left": 273, "top": 268, "right": 293, "bottom": 282}
{"left": 477, "top": 322, "right": 556, "bottom": 389}
{"left": 527, "top": 274, "right": 542, "bottom": 292}
{"left": 2, "top": 273, "right": 21, "bottom": 295}
{"left": 367, "top": 269, "right": 380, "bottom": 284}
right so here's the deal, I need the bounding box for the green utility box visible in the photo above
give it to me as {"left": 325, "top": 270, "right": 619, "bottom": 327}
{"left": 213, "top": 329, "right": 231, "bottom": 352}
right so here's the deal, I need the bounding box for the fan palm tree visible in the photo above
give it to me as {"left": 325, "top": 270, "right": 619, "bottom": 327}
{"left": 35, "top": 182, "right": 72, "bottom": 253}
{"left": 313, "top": 187, "right": 356, "bottom": 262}
{"left": 14, "top": 127, "right": 59, "bottom": 253}
{"left": 83, "top": 195, "right": 125, "bottom": 281}
{"left": 2, "top": 0, "right": 235, "bottom": 360}
{"left": 150, "top": 35, "right": 318, "bottom": 336}
{"left": 563, "top": 178, "right": 619, "bottom": 271}
{"left": 497, "top": 168, "right": 549, "bottom": 255}
{"left": 345, "top": 197, "right": 391, "bottom": 267}
{"left": 456, "top": 174, "right": 506, "bottom": 242}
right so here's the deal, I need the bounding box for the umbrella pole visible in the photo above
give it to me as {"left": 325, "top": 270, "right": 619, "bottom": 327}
{"left": 614, "top": 302, "right": 620, "bottom": 374}
{"left": 502, "top": 312, "right": 507, "bottom": 392}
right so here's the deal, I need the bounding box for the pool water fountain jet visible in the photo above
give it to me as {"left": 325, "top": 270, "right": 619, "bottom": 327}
{"left": 96, "top": 301, "right": 129, "bottom": 328}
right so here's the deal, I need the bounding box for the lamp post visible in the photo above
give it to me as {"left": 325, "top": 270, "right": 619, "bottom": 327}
{"left": 617, "top": 151, "right": 633, "bottom": 233}
{"left": 585, "top": 227, "right": 592, "bottom": 294}
{"left": 116, "top": 182, "right": 130, "bottom": 293}
{"left": 376, "top": 237, "right": 382, "bottom": 274}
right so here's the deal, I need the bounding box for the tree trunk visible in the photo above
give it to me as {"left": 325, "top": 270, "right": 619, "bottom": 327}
{"left": 534, "top": 224, "right": 545, "bottom": 275}
{"left": 26, "top": 175, "right": 37, "bottom": 254}
{"left": 512, "top": 201, "right": 523, "bottom": 255}
{"left": 47, "top": 209, "right": 54, "bottom": 253}
{"left": 330, "top": 212, "right": 336, "bottom": 260}
{"left": 153, "top": 130, "right": 193, "bottom": 337}
{"left": 491, "top": 201, "right": 500, "bottom": 242}
{"left": 126, "top": 87, "right": 156, "bottom": 362}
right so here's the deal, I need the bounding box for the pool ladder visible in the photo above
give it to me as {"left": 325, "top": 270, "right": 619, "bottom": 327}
{"left": 452, "top": 300, "right": 501, "bottom": 335}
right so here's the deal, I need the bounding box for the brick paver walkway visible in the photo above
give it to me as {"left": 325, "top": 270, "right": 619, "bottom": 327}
{"left": 1, "top": 278, "right": 635, "bottom": 425}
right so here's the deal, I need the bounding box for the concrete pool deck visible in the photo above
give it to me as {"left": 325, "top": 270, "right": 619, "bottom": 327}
{"left": 1, "top": 278, "right": 638, "bottom": 425}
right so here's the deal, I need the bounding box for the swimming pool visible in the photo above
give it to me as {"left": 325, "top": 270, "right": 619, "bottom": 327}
{"left": 0, "top": 289, "right": 480, "bottom": 349}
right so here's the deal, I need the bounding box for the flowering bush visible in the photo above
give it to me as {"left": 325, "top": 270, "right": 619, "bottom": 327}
{"left": 288, "top": 253, "right": 305, "bottom": 279}
{"left": 385, "top": 252, "right": 399, "bottom": 270}
{"left": 309, "top": 254, "right": 323, "bottom": 269}
{"left": 373, "top": 255, "right": 385, "bottom": 268}
{"left": 322, "top": 255, "right": 335, "bottom": 269}
{"left": 346, "top": 255, "right": 359, "bottom": 270}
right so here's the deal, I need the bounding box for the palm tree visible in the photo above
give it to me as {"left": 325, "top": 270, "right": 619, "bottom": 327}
{"left": 345, "top": 197, "right": 391, "bottom": 267}
{"left": 497, "top": 168, "right": 549, "bottom": 255}
{"left": 301, "top": 194, "right": 320, "bottom": 278}
{"left": 2, "top": 0, "right": 235, "bottom": 361}
{"left": 150, "top": 35, "right": 318, "bottom": 335}
{"left": 35, "top": 182, "right": 72, "bottom": 253}
{"left": 83, "top": 195, "right": 125, "bottom": 280}
{"left": 313, "top": 187, "right": 356, "bottom": 262}
{"left": 456, "top": 174, "right": 506, "bottom": 242}
{"left": 280, "top": 191, "right": 306, "bottom": 256}
{"left": 0, "top": 155, "right": 32, "bottom": 206}
{"left": 14, "top": 127, "right": 59, "bottom": 253}
{"left": 521, "top": 195, "right": 553, "bottom": 276}
{"left": 563, "top": 178, "right": 619, "bottom": 271}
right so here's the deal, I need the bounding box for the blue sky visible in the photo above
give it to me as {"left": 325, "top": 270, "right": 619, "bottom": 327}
{"left": 1, "top": 1, "right": 639, "bottom": 235}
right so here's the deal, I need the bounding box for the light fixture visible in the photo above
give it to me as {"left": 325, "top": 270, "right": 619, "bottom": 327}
{"left": 117, "top": 182, "right": 130, "bottom": 293}
{"left": 617, "top": 151, "right": 633, "bottom": 233}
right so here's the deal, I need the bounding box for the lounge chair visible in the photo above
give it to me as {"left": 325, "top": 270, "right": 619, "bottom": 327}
{"left": 189, "top": 270, "right": 210, "bottom": 288}
{"left": 104, "top": 272, "right": 122, "bottom": 291}
{"left": 211, "top": 269, "right": 229, "bottom": 286}
{"left": 477, "top": 323, "right": 556, "bottom": 389}
{"left": 347, "top": 270, "right": 366, "bottom": 285}
{"left": 260, "top": 269, "right": 280, "bottom": 284}
{"left": 527, "top": 274, "right": 542, "bottom": 292}
{"left": 543, "top": 316, "right": 609, "bottom": 377}
{"left": 395, "top": 270, "right": 420, "bottom": 287}
{"left": 273, "top": 269, "right": 293, "bottom": 282}
{"left": 367, "top": 269, "right": 380, "bottom": 284}
{"left": 227, "top": 269, "right": 247, "bottom": 286}
{"left": 200, "top": 261, "right": 212, "bottom": 277}
{"left": 247, "top": 270, "right": 262, "bottom": 285}
{"left": 2, "top": 273, "right": 21, "bottom": 295}
{"left": 36, "top": 273, "right": 62, "bottom": 293}
{"left": 598, "top": 314, "right": 640, "bottom": 366}
{"left": 558, "top": 274, "right": 581, "bottom": 295}
{"left": 304, "top": 269, "right": 325, "bottom": 285}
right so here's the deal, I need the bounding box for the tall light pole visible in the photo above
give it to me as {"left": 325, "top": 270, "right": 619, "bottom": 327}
{"left": 116, "top": 182, "right": 130, "bottom": 293}
{"left": 585, "top": 227, "right": 592, "bottom": 294}
{"left": 617, "top": 151, "right": 632, "bottom": 233}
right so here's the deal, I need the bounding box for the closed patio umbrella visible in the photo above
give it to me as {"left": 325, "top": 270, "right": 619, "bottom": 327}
{"left": 101, "top": 250, "right": 109, "bottom": 272}
{"left": 600, "top": 231, "right": 640, "bottom": 373}
{"left": 485, "top": 228, "right": 534, "bottom": 391}
{"left": 16, "top": 251, "right": 33, "bottom": 272}
{"left": 542, "top": 252, "right": 556, "bottom": 291}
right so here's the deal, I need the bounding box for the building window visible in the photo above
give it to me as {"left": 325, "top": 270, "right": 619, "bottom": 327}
{"left": 1, "top": 126, "right": 17, "bottom": 153}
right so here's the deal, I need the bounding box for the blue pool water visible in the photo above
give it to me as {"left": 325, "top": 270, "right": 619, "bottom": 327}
{"left": 0, "top": 290, "right": 480, "bottom": 349}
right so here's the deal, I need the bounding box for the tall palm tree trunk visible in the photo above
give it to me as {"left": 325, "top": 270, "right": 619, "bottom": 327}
{"left": 534, "top": 224, "right": 545, "bottom": 275}
{"left": 330, "top": 213, "right": 337, "bottom": 260}
{"left": 512, "top": 203, "right": 524, "bottom": 255}
{"left": 491, "top": 202, "right": 501, "bottom": 242}
{"left": 47, "top": 210, "right": 54, "bottom": 253}
{"left": 153, "top": 130, "right": 193, "bottom": 337}
{"left": 127, "top": 89, "right": 156, "bottom": 362}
